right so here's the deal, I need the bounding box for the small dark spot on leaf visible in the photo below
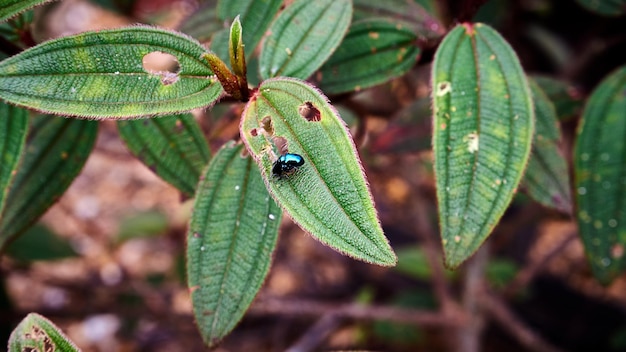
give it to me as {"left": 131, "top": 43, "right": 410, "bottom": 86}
{"left": 250, "top": 128, "right": 258, "bottom": 136}
{"left": 203, "top": 310, "right": 215, "bottom": 316}
{"left": 143, "top": 119, "right": 150, "bottom": 126}
{"left": 299, "top": 101, "right": 321, "bottom": 122}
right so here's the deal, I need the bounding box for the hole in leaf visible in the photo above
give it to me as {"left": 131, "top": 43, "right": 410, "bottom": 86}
{"left": 250, "top": 128, "right": 259, "bottom": 137}
{"left": 261, "top": 116, "right": 274, "bottom": 135}
{"left": 142, "top": 51, "right": 181, "bottom": 85}
{"left": 436, "top": 81, "right": 451, "bottom": 96}
{"left": 273, "top": 136, "right": 288, "bottom": 155}
{"left": 299, "top": 101, "right": 321, "bottom": 122}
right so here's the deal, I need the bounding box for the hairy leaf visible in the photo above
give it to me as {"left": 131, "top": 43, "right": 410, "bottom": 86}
{"left": 317, "top": 19, "right": 421, "bottom": 94}
{"left": 117, "top": 114, "right": 210, "bottom": 197}
{"left": 241, "top": 77, "right": 396, "bottom": 266}
{"left": 0, "top": 27, "right": 223, "bottom": 118}
{"left": 259, "top": 0, "right": 352, "bottom": 80}
{"left": 8, "top": 313, "right": 80, "bottom": 352}
{"left": 0, "top": 116, "right": 97, "bottom": 249}
{"left": 0, "top": 0, "right": 50, "bottom": 22}
{"left": 574, "top": 65, "right": 626, "bottom": 284}
{"left": 187, "top": 141, "right": 281, "bottom": 347}
{"left": 432, "top": 23, "right": 534, "bottom": 268}
{"left": 523, "top": 79, "right": 572, "bottom": 214}
{"left": 353, "top": 0, "right": 444, "bottom": 39}
{"left": 217, "top": 0, "right": 282, "bottom": 58}
{"left": 0, "top": 102, "right": 28, "bottom": 218}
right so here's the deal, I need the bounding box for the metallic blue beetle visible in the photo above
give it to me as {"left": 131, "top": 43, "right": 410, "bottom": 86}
{"left": 272, "top": 153, "right": 304, "bottom": 178}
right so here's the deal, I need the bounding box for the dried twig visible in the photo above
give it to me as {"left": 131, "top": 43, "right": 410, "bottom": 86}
{"left": 480, "top": 290, "right": 564, "bottom": 352}
{"left": 285, "top": 313, "right": 343, "bottom": 352}
{"left": 456, "top": 244, "right": 489, "bottom": 352}
{"left": 504, "top": 231, "right": 577, "bottom": 297}
{"left": 250, "top": 297, "right": 467, "bottom": 328}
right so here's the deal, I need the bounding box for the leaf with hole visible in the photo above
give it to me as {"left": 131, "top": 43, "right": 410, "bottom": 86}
{"left": 522, "top": 79, "right": 572, "bottom": 214}
{"left": 432, "top": 23, "right": 534, "bottom": 268}
{"left": 241, "top": 77, "right": 396, "bottom": 266}
{"left": 8, "top": 313, "right": 79, "bottom": 352}
{"left": 0, "top": 27, "right": 223, "bottom": 118}
{"left": 117, "top": 114, "right": 210, "bottom": 197}
{"left": 0, "top": 115, "right": 97, "bottom": 249}
{"left": 187, "top": 141, "right": 281, "bottom": 347}
{"left": 259, "top": 0, "right": 352, "bottom": 80}
{"left": 317, "top": 19, "right": 421, "bottom": 94}
{"left": 574, "top": 65, "right": 626, "bottom": 284}
{"left": 0, "top": 102, "right": 28, "bottom": 218}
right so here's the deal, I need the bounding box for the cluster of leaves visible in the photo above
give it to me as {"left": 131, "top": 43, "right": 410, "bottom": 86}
{"left": 1, "top": 0, "right": 626, "bottom": 349}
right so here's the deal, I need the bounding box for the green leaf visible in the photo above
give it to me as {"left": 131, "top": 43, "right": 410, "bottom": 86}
{"left": 522, "top": 79, "right": 572, "bottom": 214}
{"left": 0, "top": 102, "right": 28, "bottom": 217}
{"left": 0, "top": 115, "right": 97, "bottom": 249}
{"left": 178, "top": 1, "right": 222, "bottom": 42}
{"left": 317, "top": 19, "right": 421, "bottom": 95}
{"left": 8, "top": 313, "right": 80, "bottom": 352}
{"left": 0, "top": 27, "right": 223, "bottom": 118}
{"left": 117, "top": 210, "right": 169, "bottom": 243}
{"left": 217, "top": 0, "right": 282, "bottom": 59}
{"left": 532, "top": 75, "right": 583, "bottom": 121}
{"left": 259, "top": 0, "right": 352, "bottom": 80}
{"left": 241, "top": 78, "right": 396, "bottom": 266}
{"left": 5, "top": 224, "right": 77, "bottom": 261}
{"left": 432, "top": 23, "right": 534, "bottom": 268}
{"left": 353, "top": 0, "right": 444, "bottom": 39}
{"left": 574, "top": 65, "right": 626, "bottom": 284}
{"left": 117, "top": 114, "right": 210, "bottom": 197}
{"left": 395, "top": 246, "right": 455, "bottom": 280}
{"left": 0, "top": 0, "right": 50, "bottom": 22}
{"left": 187, "top": 141, "right": 281, "bottom": 347}
{"left": 575, "top": 0, "right": 626, "bottom": 16}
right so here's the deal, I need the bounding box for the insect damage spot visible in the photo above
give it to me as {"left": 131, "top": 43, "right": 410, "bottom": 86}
{"left": 436, "top": 81, "right": 451, "bottom": 96}
{"left": 142, "top": 51, "right": 181, "bottom": 85}
{"left": 261, "top": 116, "right": 274, "bottom": 135}
{"left": 273, "top": 136, "right": 288, "bottom": 155}
{"left": 299, "top": 101, "right": 321, "bottom": 122}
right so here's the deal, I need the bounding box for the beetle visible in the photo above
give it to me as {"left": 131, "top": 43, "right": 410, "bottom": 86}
{"left": 272, "top": 153, "right": 304, "bottom": 178}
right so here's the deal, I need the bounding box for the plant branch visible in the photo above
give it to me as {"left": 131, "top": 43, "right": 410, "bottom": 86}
{"left": 285, "top": 313, "right": 343, "bottom": 352}
{"left": 480, "top": 290, "right": 564, "bottom": 352}
{"left": 456, "top": 244, "right": 489, "bottom": 352}
{"left": 504, "top": 231, "right": 577, "bottom": 297}
{"left": 249, "top": 297, "right": 468, "bottom": 327}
